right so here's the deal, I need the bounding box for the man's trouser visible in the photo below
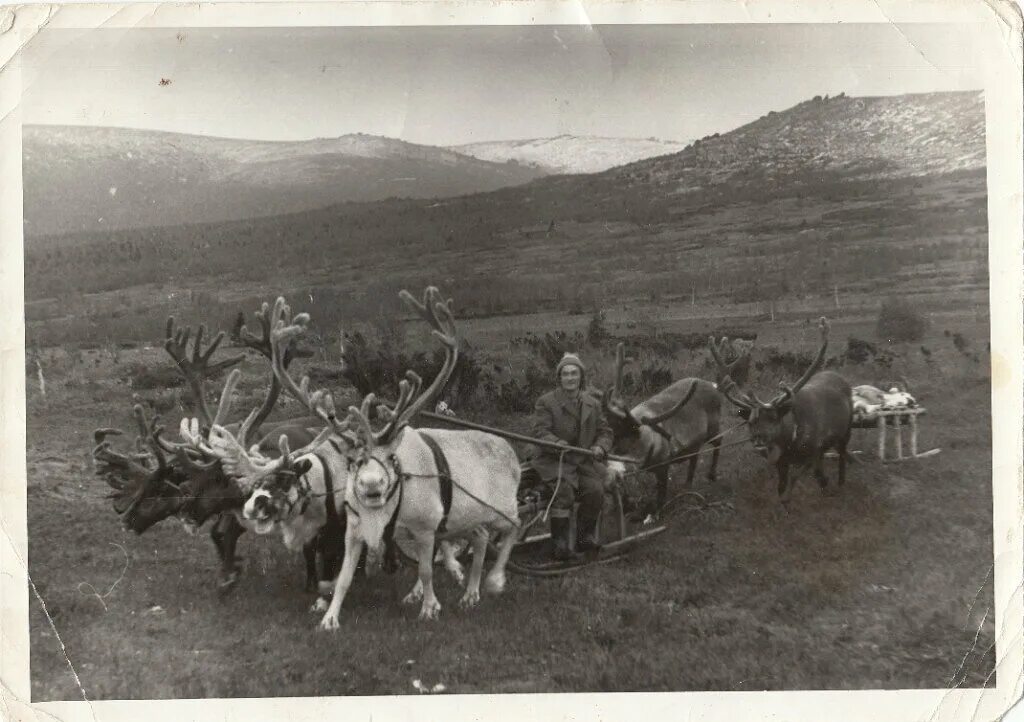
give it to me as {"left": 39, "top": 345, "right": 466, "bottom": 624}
{"left": 546, "top": 459, "right": 607, "bottom": 522}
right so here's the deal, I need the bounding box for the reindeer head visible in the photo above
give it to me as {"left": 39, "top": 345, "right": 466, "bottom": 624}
{"left": 709, "top": 318, "right": 830, "bottom": 463}
{"left": 267, "top": 287, "right": 458, "bottom": 512}
{"left": 602, "top": 343, "right": 698, "bottom": 456}
{"left": 93, "top": 406, "right": 191, "bottom": 534}
{"left": 198, "top": 423, "right": 329, "bottom": 534}
{"left": 98, "top": 305, "right": 314, "bottom": 533}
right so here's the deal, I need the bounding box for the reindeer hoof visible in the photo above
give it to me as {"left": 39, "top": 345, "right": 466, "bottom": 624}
{"left": 403, "top": 586, "right": 424, "bottom": 605}
{"left": 483, "top": 573, "right": 506, "bottom": 594}
{"left": 459, "top": 589, "right": 480, "bottom": 609}
{"left": 319, "top": 613, "right": 341, "bottom": 631}
{"left": 310, "top": 597, "right": 329, "bottom": 614}
{"left": 418, "top": 599, "right": 441, "bottom": 620}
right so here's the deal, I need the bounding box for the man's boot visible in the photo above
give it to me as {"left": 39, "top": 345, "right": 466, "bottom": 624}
{"left": 576, "top": 513, "right": 602, "bottom": 553}
{"left": 550, "top": 517, "right": 577, "bottom": 561}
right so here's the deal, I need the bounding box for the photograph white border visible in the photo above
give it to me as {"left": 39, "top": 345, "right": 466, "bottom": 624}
{"left": 1, "top": 2, "right": 1021, "bottom": 720}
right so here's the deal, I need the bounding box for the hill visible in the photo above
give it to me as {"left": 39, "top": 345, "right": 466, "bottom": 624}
{"left": 593, "top": 91, "right": 984, "bottom": 192}
{"left": 22, "top": 126, "right": 545, "bottom": 236}
{"left": 24, "top": 90, "right": 988, "bottom": 346}
{"left": 450, "top": 135, "right": 691, "bottom": 175}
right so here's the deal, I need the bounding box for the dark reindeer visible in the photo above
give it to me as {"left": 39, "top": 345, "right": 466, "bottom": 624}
{"left": 94, "top": 306, "right": 330, "bottom": 592}
{"left": 708, "top": 317, "right": 853, "bottom": 502}
{"left": 602, "top": 343, "right": 726, "bottom": 516}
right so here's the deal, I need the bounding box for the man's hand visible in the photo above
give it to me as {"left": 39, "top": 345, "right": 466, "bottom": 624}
{"left": 590, "top": 445, "right": 607, "bottom": 462}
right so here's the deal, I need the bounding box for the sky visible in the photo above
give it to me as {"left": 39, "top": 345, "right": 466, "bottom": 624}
{"left": 18, "top": 23, "right": 986, "bottom": 146}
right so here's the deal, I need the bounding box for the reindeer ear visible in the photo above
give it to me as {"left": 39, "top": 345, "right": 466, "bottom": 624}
{"left": 293, "top": 459, "right": 313, "bottom": 476}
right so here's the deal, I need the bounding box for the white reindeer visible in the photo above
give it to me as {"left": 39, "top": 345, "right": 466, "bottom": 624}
{"left": 262, "top": 289, "right": 520, "bottom": 628}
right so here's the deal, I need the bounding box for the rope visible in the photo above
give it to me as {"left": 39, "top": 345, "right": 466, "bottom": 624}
{"left": 621, "top": 419, "right": 751, "bottom": 479}
{"left": 542, "top": 449, "right": 570, "bottom": 523}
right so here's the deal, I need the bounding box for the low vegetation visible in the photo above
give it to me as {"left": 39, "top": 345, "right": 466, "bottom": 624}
{"left": 26, "top": 309, "right": 994, "bottom": 698}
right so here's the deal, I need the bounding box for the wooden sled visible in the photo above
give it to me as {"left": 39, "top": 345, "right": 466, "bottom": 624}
{"left": 851, "top": 407, "right": 941, "bottom": 462}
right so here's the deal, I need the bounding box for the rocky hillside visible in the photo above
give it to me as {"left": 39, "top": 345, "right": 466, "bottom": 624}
{"left": 600, "top": 91, "right": 984, "bottom": 191}
{"left": 22, "top": 126, "right": 544, "bottom": 236}
{"left": 450, "top": 135, "right": 690, "bottom": 175}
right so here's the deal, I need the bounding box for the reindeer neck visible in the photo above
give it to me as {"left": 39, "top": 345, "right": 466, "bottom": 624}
{"left": 639, "top": 425, "right": 672, "bottom": 461}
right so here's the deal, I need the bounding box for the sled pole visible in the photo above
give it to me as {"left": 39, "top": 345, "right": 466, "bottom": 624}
{"left": 418, "top": 411, "right": 640, "bottom": 465}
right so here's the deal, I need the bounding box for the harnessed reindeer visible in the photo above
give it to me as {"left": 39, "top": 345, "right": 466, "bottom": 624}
{"left": 241, "top": 287, "right": 520, "bottom": 629}
{"left": 602, "top": 343, "right": 726, "bottom": 517}
{"left": 708, "top": 317, "right": 854, "bottom": 502}
{"left": 194, "top": 300, "right": 469, "bottom": 614}
{"left": 94, "top": 309, "right": 329, "bottom": 592}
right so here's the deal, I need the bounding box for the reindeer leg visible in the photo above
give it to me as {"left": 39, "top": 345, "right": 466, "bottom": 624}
{"left": 685, "top": 455, "right": 698, "bottom": 489}
{"left": 655, "top": 469, "right": 669, "bottom": 514}
{"left": 214, "top": 513, "right": 244, "bottom": 594}
{"left": 776, "top": 460, "right": 791, "bottom": 502}
{"left": 707, "top": 437, "right": 721, "bottom": 484}
{"left": 412, "top": 530, "right": 441, "bottom": 621}
{"left": 814, "top": 451, "right": 829, "bottom": 491}
{"left": 303, "top": 541, "right": 317, "bottom": 592}
{"left": 484, "top": 526, "right": 518, "bottom": 595}
{"left": 440, "top": 540, "right": 466, "bottom": 585}
{"left": 459, "top": 529, "right": 488, "bottom": 609}
{"left": 319, "top": 523, "right": 363, "bottom": 631}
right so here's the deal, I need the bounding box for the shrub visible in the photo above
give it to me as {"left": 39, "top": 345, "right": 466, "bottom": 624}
{"left": 481, "top": 363, "right": 550, "bottom": 414}
{"left": 587, "top": 311, "right": 611, "bottom": 347}
{"left": 845, "top": 337, "right": 877, "bottom": 364}
{"left": 876, "top": 296, "right": 928, "bottom": 342}
{"left": 122, "top": 361, "right": 185, "bottom": 390}
{"left": 511, "top": 331, "right": 586, "bottom": 370}
{"left": 339, "top": 331, "right": 483, "bottom": 409}
{"left": 620, "top": 363, "right": 673, "bottom": 398}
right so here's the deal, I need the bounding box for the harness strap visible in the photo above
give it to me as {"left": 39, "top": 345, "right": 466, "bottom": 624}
{"left": 382, "top": 478, "right": 402, "bottom": 556}
{"left": 419, "top": 432, "right": 453, "bottom": 534}
{"left": 315, "top": 452, "right": 342, "bottom": 532}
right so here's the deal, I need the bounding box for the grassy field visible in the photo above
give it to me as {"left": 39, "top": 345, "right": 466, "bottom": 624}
{"left": 26, "top": 306, "right": 995, "bottom": 699}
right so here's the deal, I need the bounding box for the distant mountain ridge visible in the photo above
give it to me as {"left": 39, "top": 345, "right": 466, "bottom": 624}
{"left": 450, "top": 135, "right": 691, "bottom": 175}
{"left": 22, "top": 126, "right": 546, "bottom": 236}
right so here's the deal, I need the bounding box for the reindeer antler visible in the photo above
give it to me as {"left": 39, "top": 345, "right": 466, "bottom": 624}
{"left": 637, "top": 381, "right": 699, "bottom": 426}
{"left": 602, "top": 342, "right": 642, "bottom": 427}
{"left": 164, "top": 317, "right": 245, "bottom": 428}
{"left": 768, "top": 317, "right": 830, "bottom": 406}
{"left": 370, "top": 287, "right": 459, "bottom": 443}
{"left": 708, "top": 336, "right": 755, "bottom": 411}
{"left": 267, "top": 297, "right": 356, "bottom": 442}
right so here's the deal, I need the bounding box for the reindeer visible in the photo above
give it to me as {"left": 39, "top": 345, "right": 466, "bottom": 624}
{"left": 237, "top": 288, "right": 520, "bottom": 629}
{"left": 708, "top": 317, "right": 853, "bottom": 502}
{"left": 94, "top": 308, "right": 328, "bottom": 592}
{"left": 194, "top": 300, "right": 469, "bottom": 612}
{"left": 602, "top": 343, "right": 725, "bottom": 517}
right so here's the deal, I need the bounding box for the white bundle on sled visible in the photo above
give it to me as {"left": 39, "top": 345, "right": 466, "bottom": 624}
{"left": 851, "top": 385, "right": 917, "bottom": 423}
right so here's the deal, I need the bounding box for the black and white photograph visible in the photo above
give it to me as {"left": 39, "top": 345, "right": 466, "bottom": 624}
{"left": 1, "top": 2, "right": 1022, "bottom": 719}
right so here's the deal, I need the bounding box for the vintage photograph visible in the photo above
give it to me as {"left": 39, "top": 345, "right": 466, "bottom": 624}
{"left": 5, "top": 5, "right": 1021, "bottom": 714}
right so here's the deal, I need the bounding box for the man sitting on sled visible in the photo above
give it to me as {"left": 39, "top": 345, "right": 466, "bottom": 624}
{"left": 531, "top": 353, "right": 614, "bottom": 561}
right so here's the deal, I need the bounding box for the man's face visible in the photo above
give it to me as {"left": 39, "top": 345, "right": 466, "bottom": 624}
{"left": 559, "top": 364, "right": 582, "bottom": 393}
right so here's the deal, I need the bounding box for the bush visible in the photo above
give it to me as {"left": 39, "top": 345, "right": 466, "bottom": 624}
{"left": 122, "top": 361, "right": 185, "bottom": 390}
{"left": 339, "top": 331, "right": 484, "bottom": 410}
{"left": 586, "top": 311, "right": 611, "bottom": 347}
{"left": 511, "top": 331, "right": 586, "bottom": 370}
{"left": 876, "top": 297, "right": 928, "bottom": 342}
{"left": 488, "top": 364, "right": 550, "bottom": 414}
{"left": 845, "top": 337, "right": 877, "bottom": 364}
